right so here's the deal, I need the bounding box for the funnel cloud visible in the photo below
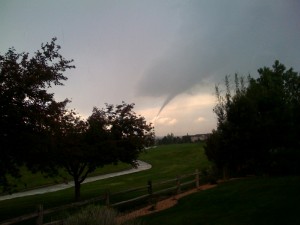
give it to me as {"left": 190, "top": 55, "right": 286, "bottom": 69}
{"left": 137, "top": 0, "right": 300, "bottom": 115}
{"left": 157, "top": 94, "right": 175, "bottom": 117}
{"left": 2, "top": 0, "right": 300, "bottom": 136}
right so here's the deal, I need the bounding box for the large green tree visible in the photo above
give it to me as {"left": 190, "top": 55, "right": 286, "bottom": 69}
{"left": 205, "top": 61, "right": 300, "bottom": 178}
{"left": 56, "top": 102, "right": 154, "bottom": 201}
{"left": 0, "top": 38, "right": 74, "bottom": 190}
{"left": 0, "top": 39, "right": 154, "bottom": 200}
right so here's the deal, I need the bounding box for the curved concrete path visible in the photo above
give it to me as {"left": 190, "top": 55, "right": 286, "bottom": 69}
{"left": 0, "top": 160, "right": 151, "bottom": 201}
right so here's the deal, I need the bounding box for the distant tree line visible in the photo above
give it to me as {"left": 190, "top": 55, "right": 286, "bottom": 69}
{"left": 157, "top": 133, "right": 192, "bottom": 145}
{"left": 0, "top": 38, "right": 154, "bottom": 200}
{"left": 205, "top": 61, "right": 300, "bottom": 178}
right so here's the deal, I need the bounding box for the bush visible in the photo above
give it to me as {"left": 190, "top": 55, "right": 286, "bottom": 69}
{"left": 200, "top": 165, "right": 219, "bottom": 184}
{"left": 64, "top": 205, "right": 143, "bottom": 225}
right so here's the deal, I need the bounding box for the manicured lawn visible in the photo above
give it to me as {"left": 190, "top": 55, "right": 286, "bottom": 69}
{"left": 142, "top": 176, "right": 300, "bottom": 225}
{"left": 0, "top": 143, "right": 208, "bottom": 222}
{"left": 5, "top": 162, "right": 132, "bottom": 193}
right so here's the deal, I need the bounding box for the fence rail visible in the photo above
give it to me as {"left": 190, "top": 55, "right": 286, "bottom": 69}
{"left": 0, "top": 169, "right": 201, "bottom": 225}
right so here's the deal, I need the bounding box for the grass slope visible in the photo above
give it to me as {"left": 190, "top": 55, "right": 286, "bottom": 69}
{"left": 5, "top": 163, "right": 132, "bottom": 193}
{"left": 143, "top": 176, "right": 300, "bottom": 225}
{"left": 0, "top": 143, "right": 208, "bottom": 222}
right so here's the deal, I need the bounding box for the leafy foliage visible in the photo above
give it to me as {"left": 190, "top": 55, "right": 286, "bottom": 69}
{"left": 55, "top": 102, "right": 154, "bottom": 200}
{"left": 64, "top": 205, "right": 143, "bottom": 225}
{"left": 0, "top": 38, "right": 74, "bottom": 190}
{"left": 205, "top": 61, "right": 300, "bottom": 177}
{"left": 0, "top": 39, "right": 154, "bottom": 200}
{"left": 157, "top": 133, "right": 191, "bottom": 145}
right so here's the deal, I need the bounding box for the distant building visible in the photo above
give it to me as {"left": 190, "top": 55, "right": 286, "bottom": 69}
{"left": 190, "top": 133, "right": 210, "bottom": 142}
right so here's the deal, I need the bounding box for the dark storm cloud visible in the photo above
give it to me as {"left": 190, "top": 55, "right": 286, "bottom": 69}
{"left": 137, "top": 0, "right": 300, "bottom": 114}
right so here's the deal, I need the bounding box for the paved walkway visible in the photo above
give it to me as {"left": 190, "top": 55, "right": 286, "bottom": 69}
{"left": 0, "top": 160, "right": 151, "bottom": 201}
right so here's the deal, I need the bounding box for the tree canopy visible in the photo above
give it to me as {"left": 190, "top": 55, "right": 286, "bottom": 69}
{"left": 55, "top": 102, "right": 154, "bottom": 200}
{"left": 0, "top": 38, "right": 74, "bottom": 190}
{"left": 157, "top": 133, "right": 192, "bottom": 145}
{"left": 0, "top": 39, "right": 154, "bottom": 200}
{"left": 205, "top": 61, "right": 300, "bottom": 178}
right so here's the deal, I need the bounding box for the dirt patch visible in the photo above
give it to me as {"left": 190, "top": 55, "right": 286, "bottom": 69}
{"left": 118, "top": 183, "right": 217, "bottom": 222}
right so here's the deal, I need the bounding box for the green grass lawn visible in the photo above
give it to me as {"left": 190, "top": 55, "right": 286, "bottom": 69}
{"left": 5, "top": 162, "right": 132, "bottom": 193}
{"left": 0, "top": 143, "right": 208, "bottom": 222}
{"left": 142, "top": 176, "right": 300, "bottom": 225}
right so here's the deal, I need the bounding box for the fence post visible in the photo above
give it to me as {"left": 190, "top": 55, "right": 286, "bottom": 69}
{"left": 36, "top": 204, "right": 43, "bottom": 225}
{"left": 176, "top": 175, "right": 181, "bottom": 194}
{"left": 148, "top": 180, "right": 156, "bottom": 210}
{"left": 105, "top": 190, "right": 110, "bottom": 206}
{"left": 147, "top": 180, "right": 153, "bottom": 196}
{"left": 195, "top": 169, "right": 200, "bottom": 189}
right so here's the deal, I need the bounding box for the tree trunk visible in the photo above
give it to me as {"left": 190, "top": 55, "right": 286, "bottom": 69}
{"left": 74, "top": 179, "right": 81, "bottom": 201}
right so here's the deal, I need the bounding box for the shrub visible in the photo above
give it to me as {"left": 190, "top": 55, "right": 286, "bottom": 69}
{"left": 64, "top": 205, "right": 143, "bottom": 225}
{"left": 200, "top": 165, "right": 219, "bottom": 184}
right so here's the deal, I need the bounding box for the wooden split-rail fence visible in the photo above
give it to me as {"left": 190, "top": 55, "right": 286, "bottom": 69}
{"left": 1, "top": 169, "right": 201, "bottom": 225}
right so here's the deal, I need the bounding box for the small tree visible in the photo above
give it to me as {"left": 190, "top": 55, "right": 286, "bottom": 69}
{"left": 57, "top": 102, "right": 154, "bottom": 201}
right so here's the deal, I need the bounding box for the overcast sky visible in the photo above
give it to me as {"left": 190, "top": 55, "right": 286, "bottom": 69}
{"left": 1, "top": 0, "right": 300, "bottom": 136}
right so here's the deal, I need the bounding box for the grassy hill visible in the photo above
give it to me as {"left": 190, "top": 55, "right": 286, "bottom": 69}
{"left": 2, "top": 143, "right": 300, "bottom": 225}
{"left": 4, "top": 163, "right": 132, "bottom": 194}
{"left": 143, "top": 176, "right": 300, "bottom": 225}
{"left": 0, "top": 143, "right": 208, "bottom": 222}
